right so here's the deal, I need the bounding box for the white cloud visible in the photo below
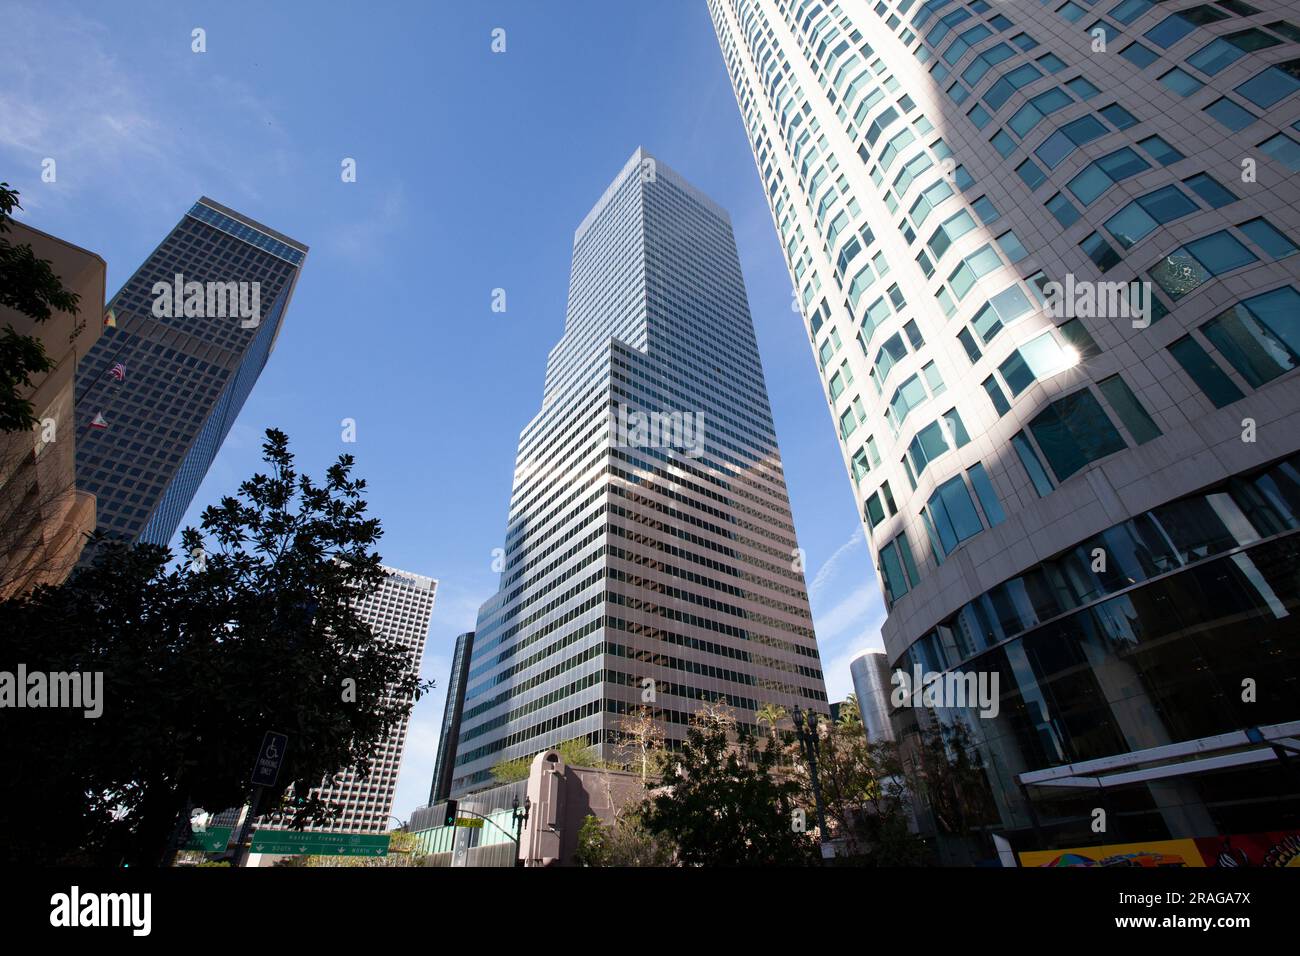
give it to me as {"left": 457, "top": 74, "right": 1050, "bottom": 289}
{"left": 808, "top": 526, "right": 864, "bottom": 600}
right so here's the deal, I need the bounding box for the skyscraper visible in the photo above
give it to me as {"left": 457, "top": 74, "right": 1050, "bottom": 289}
{"left": 849, "top": 651, "right": 895, "bottom": 742}
{"left": 709, "top": 0, "right": 1300, "bottom": 852}
{"left": 450, "top": 148, "right": 828, "bottom": 795}
{"left": 430, "top": 630, "right": 474, "bottom": 805}
{"left": 74, "top": 198, "right": 307, "bottom": 552}
{"left": 267, "top": 566, "right": 437, "bottom": 834}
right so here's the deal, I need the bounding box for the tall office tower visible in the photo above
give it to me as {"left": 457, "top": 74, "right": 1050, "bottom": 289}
{"left": 430, "top": 631, "right": 475, "bottom": 805}
{"left": 850, "top": 651, "right": 895, "bottom": 742}
{"left": 265, "top": 566, "right": 437, "bottom": 834}
{"left": 450, "top": 148, "right": 828, "bottom": 795}
{"left": 74, "top": 198, "right": 307, "bottom": 553}
{"left": 710, "top": 0, "right": 1300, "bottom": 854}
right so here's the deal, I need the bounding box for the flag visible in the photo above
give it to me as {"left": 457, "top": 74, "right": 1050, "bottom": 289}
{"left": 89, "top": 412, "right": 108, "bottom": 430}
{"left": 103, "top": 309, "right": 117, "bottom": 328}
{"left": 109, "top": 363, "right": 126, "bottom": 381}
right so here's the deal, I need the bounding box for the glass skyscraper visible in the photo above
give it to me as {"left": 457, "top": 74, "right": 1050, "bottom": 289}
{"left": 709, "top": 0, "right": 1300, "bottom": 857}
{"left": 430, "top": 630, "right": 474, "bottom": 805}
{"left": 450, "top": 148, "right": 828, "bottom": 795}
{"left": 74, "top": 197, "right": 307, "bottom": 553}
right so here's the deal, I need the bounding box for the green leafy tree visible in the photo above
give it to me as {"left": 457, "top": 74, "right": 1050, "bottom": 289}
{"left": 0, "top": 183, "right": 82, "bottom": 433}
{"left": 787, "top": 708, "right": 930, "bottom": 865}
{"left": 643, "top": 703, "right": 814, "bottom": 866}
{"left": 574, "top": 814, "right": 610, "bottom": 867}
{"left": 0, "top": 429, "right": 429, "bottom": 865}
{"left": 490, "top": 756, "right": 531, "bottom": 784}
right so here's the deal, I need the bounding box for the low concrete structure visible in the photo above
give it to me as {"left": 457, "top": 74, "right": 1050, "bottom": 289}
{"left": 411, "top": 749, "right": 651, "bottom": 867}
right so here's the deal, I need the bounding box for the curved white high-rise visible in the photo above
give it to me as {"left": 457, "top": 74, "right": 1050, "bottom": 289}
{"left": 709, "top": 0, "right": 1300, "bottom": 857}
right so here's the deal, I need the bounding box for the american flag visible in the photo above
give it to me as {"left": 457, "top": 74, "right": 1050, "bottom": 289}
{"left": 109, "top": 362, "right": 126, "bottom": 381}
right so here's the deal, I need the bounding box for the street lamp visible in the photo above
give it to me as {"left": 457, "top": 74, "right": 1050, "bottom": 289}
{"left": 792, "top": 705, "right": 830, "bottom": 862}
{"left": 511, "top": 795, "right": 531, "bottom": 841}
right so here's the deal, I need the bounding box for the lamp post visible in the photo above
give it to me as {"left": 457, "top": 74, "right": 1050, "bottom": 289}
{"left": 511, "top": 795, "right": 531, "bottom": 867}
{"left": 792, "top": 705, "right": 830, "bottom": 861}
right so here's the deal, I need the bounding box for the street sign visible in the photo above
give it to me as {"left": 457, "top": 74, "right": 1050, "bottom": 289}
{"left": 184, "top": 826, "right": 233, "bottom": 853}
{"left": 454, "top": 817, "right": 484, "bottom": 829}
{"left": 249, "top": 830, "right": 390, "bottom": 857}
{"left": 251, "top": 731, "right": 288, "bottom": 787}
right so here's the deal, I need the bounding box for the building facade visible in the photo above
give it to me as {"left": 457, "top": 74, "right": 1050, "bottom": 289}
{"left": 271, "top": 566, "right": 437, "bottom": 834}
{"left": 709, "top": 0, "right": 1300, "bottom": 855}
{"left": 430, "top": 630, "right": 474, "bottom": 805}
{"left": 451, "top": 148, "right": 828, "bottom": 795}
{"left": 850, "top": 650, "right": 896, "bottom": 742}
{"left": 74, "top": 197, "right": 307, "bottom": 554}
{"left": 0, "top": 222, "right": 105, "bottom": 598}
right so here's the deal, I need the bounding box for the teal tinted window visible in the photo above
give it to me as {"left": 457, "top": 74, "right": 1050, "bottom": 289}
{"left": 1186, "top": 231, "right": 1258, "bottom": 274}
{"left": 1204, "top": 97, "right": 1256, "bottom": 131}
{"left": 1169, "top": 336, "right": 1245, "bottom": 407}
{"left": 927, "top": 476, "right": 984, "bottom": 555}
{"left": 1183, "top": 173, "right": 1237, "bottom": 207}
{"left": 1201, "top": 300, "right": 1298, "bottom": 387}
{"left": 1098, "top": 374, "right": 1163, "bottom": 444}
{"left": 983, "top": 375, "right": 1011, "bottom": 415}
{"left": 1159, "top": 67, "right": 1203, "bottom": 96}
{"left": 1028, "top": 389, "right": 1127, "bottom": 481}
{"left": 1012, "top": 431, "right": 1055, "bottom": 496}
{"left": 1260, "top": 133, "right": 1300, "bottom": 172}
{"left": 1235, "top": 63, "right": 1300, "bottom": 109}
{"left": 1240, "top": 286, "right": 1300, "bottom": 357}
{"left": 1238, "top": 218, "right": 1298, "bottom": 259}
{"left": 1120, "top": 42, "right": 1159, "bottom": 68}
{"left": 1137, "top": 135, "right": 1184, "bottom": 165}
{"left": 968, "top": 463, "right": 1006, "bottom": 525}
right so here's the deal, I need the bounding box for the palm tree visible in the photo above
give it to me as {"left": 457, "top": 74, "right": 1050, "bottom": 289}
{"left": 755, "top": 703, "right": 788, "bottom": 740}
{"left": 837, "top": 693, "right": 862, "bottom": 728}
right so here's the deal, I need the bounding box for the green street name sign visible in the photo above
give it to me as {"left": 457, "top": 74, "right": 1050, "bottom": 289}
{"left": 184, "top": 826, "right": 233, "bottom": 852}
{"left": 249, "top": 830, "right": 391, "bottom": 856}
{"left": 454, "top": 817, "right": 484, "bottom": 828}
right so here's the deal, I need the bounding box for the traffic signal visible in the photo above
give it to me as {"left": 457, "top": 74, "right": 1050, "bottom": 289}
{"left": 443, "top": 800, "right": 458, "bottom": 827}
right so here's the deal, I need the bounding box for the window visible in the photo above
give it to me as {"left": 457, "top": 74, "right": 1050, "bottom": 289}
{"left": 1081, "top": 231, "right": 1122, "bottom": 271}
{"left": 1046, "top": 191, "right": 1081, "bottom": 228}
{"left": 926, "top": 476, "right": 985, "bottom": 556}
{"left": 1067, "top": 148, "right": 1150, "bottom": 205}
{"left": 997, "top": 230, "right": 1030, "bottom": 263}
{"left": 991, "top": 129, "right": 1017, "bottom": 158}
{"left": 1029, "top": 389, "right": 1127, "bottom": 482}
{"left": 1188, "top": 30, "right": 1278, "bottom": 76}
{"left": 866, "top": 491, "right": 887, "bottom": 528}
{"left": 972, "top": 283, "right": 1034, "bottom": 343}
{"left": 1036, "top": 114, "right": 1107, "bottom": 168}
{"left": 958, "top": 327, "right": 983, "bottom": 363}
{"left": 968, "top": 463, "right": 1006, "bottom": 525}
{"left": 1183, "top": 173, "right": 1237, "bottom": 207}
{"left": 1012, "top": 431, "right": 1055, "bottom": 496}
{"left": 1235, "top": 62, "right": 1300, "bottom": 110}
{"left": 1238, "top": 218, "right": 1298, "bottom": 259}
{"left": 1199, "top": 288, "right": 1300, "bottom": 386}
{"left": 983, "top": 375, "right": 1011, "bottom": 415}
{"left": 1149, "top": 231, "right": 1258, "bottom": 299}
{"left": 1104, "top": 185, "right": 1198, "bottom": 249}
{"left": 879, "top": 534, "right": 918, "bottom": 603}
{"left": 999, "top": 331, "right": 1077, "bottom": 395}
{"left": 1120, "top": 42, "right": 1159, "bottom": 68}
{"left": 1259, "top": 133, "right": 1300, "bottom": 172}
{"left": 1059, "top": 318, "right": 1102, "bottom": 359}
{"left": 1017, "top": 158, "right": 1047, "bottom": 189}
{"left": 888, "top": 373, "right": 929, "bottom": 429}
{"left": 1109, "top": 0, "right": 1153, "bottom": 25}
{"left": 1204, "top": 97, "right": 1256, "bottom": 132}
{"left": 927, "top": 209, "right": 977, "bottom": 259}
{"left": 1168, "top": 335, "right": 1245, "bottom": 407}
{"left": 1099, "top": 102, "right": 1137, "bottom": 129}
{"left": 1159, "top": 67, "right": 1203, "bottom": 96}
{"left": 1098, "top": 374, "right": 1162, "bottom": 443}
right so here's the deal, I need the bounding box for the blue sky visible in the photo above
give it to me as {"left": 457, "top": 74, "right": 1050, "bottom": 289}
{"left": 1, "top": 0, "right": 887, "bottom": 822}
